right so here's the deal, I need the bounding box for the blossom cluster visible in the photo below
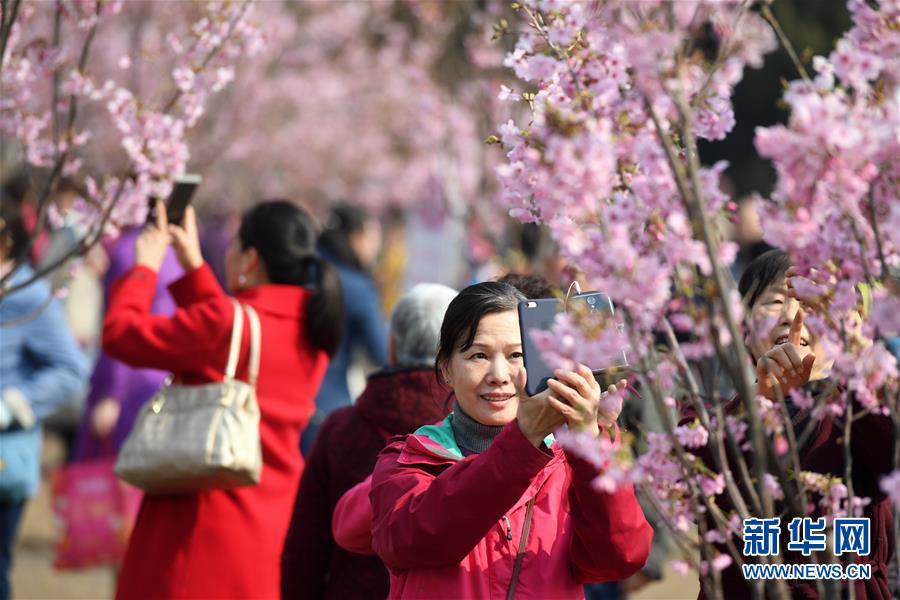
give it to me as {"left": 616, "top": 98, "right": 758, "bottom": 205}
{"left": 1, "top": 0, "right": 263, "bottom": 242}
{"left": 754, "top": 0, "right": 900, "bottom": 416}
{"left": 189, "top": 1, "right": 493, "bottom": 212}
{"left": 496, "top": 0, "right": 773, "bottom": 344}
{"left": 497, "top": 0, "right": 899, "bottom": 583}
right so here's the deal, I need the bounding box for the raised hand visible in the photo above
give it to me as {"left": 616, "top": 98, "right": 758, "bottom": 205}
{"left": 135, "top": 199, "right": 172, "bottom": 271}
{"left": 515, "top": 369, "right": 566, "bottom": 447}
{"left": 168, "top": 205, "right": 204, "bottom": 271}
{"left": 756, "top": 309, "right": 816, "bottom": 400}
{"left": 545, "top": 364, "right": 604, "bottom": 437}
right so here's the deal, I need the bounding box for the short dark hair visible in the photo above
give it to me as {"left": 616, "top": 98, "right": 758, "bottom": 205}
{"left": 434, "top": 281, "right": 526, "bottom": 378}
{"left": 496, "top": 272, "right": 556, "bottom": 299}
{"left": 0, "top": 187, "right": 28, "bottom": 263}
{"left": 738, "top": 248, "right": 792, "bottom": 310}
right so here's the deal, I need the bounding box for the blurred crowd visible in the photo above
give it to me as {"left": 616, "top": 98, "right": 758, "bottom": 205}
{"left": 0, "top": 171, "right": 894, "bottom": 600}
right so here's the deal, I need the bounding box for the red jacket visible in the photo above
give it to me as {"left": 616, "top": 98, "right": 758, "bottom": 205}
{"left": 368, "top": 415, "right": 653, "bottom": 599}
{"left": 103, "top": 264, "right": 328, "bottom": 600}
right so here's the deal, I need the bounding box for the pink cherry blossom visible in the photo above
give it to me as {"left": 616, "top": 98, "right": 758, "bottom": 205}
{"left": 880, "top": 471, "right": 900, "bottom": 509}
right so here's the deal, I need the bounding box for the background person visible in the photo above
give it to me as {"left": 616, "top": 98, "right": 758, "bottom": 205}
{"left": 687, "top": 249, "right": 895, "bottom": 599}
{"left": 102, "top": 200, "right": 342, "bottom": 599}
{"left": 304, "top": 202, "right": 388, "bottom": 455}
{"left": 0, "top": 195, "right": 88, "bottom": 600}
{"left": 368, "top": 281, "right": 653, "bottom": 599}
{"left": 73, "top": 225, "right": 182, "bottom": 461}
{"left": 281, "top": 282, "right": 457, "bottom": 600}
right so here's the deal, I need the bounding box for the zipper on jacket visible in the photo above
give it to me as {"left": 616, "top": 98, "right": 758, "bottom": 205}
{"left": 505, "top": 498, "right": 535, "bottom": 600}
{"left": 503, "top": 516, "right": 512, "bottom": 541}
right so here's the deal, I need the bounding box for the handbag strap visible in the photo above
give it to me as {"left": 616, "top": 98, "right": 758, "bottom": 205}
{"left": 223, "top": 299, "right": 262, "bottom": 389}
{"left": 224, "top": 299, "right": 245, "bottom": 381}
{"left": 244, "top": 304, "right": 262, "bottom": 388}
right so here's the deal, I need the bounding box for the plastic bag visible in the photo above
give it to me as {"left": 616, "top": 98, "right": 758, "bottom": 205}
{"left": 51, "top": 458, "right": 142, "bottom": 569}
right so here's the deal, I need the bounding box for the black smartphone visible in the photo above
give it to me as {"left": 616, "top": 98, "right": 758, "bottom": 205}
{"left": 518, "top": 291, "right": 628, "bottom": 396}
{"left": 147, "top": 174, "right": 202, "bottom": 226}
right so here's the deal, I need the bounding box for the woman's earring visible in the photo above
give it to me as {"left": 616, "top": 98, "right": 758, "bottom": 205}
{"left": 238, "top": 274, "right": 247, "bottom": 285}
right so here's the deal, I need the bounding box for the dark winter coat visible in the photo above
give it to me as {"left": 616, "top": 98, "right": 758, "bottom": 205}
{"left": 281, "top": 367, "right": 448, "bottom": 600}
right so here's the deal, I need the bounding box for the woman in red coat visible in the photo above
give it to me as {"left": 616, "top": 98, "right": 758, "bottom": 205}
{"left": 103, "top": 200, "right": 343, "bottom": 599}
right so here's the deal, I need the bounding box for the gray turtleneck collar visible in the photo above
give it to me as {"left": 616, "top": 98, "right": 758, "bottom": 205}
{"left": 451, "top": 400, "right": 505, "bottom": 456}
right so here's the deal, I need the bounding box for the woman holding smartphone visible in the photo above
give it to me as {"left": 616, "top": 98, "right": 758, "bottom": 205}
{"left": 368, "top": 281, "right": 652, "bottom": 599}
{"left": 103, "top": 200, "right": 342, "bottom": 599}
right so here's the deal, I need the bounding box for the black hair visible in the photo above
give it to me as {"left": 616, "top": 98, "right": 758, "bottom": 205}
{"left": 738, "top": 248, "right": 792, "bottom": 310}
{"left": 434, "top": 281, "right": 526, "bottom": 381}
{"left": 238, "top": 200, "right": 344, "bottom": 357}
{"left": 0, "top": 187, "right": 29, "bottom": 263}
{"left": 496, "top": 272, "right": 556, "bottom": 300}
{"left": 318, "top": 202, "right": 371, "bottom": 272}
{"left": 2, "top": 171, "right": 31, "bottom": 204}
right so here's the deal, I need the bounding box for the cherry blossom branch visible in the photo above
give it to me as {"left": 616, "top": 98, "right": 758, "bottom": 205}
{"left": 161, "top": 1, "right": 250, "bottom": 116}
{"left": 675, "top": 91, "right": 776, "bottom": 520}
{"left": 772, "top": 395, "right": 807, "bottom": 510}
{"left": 663, "top": 319, "right": 754, "bottom": 520}
{"left": 866, "top": 187, "right": 890, "bottom": 279}
{"left": 0, "top": 177, "right": 124, "bottom": 300}
{"left": 707, "top": 325, "right": 767, "bottom": 516}
{"left": 760, "top": 4, "right": 812, "bottom": 87}
{"left": 625, "top": 317, "right": 748, "bottom": 598}
{"left": 516, "top": 3, "right": 583, "bottom": 96}
{"left": 843, "top": 400, "right": 857, "bottom": 600}
{"left": 693, "top": 0, "right": 752, "bottom": 107}
{"left": 636, "top": 481, "right": 703, "bottom": 566}
{"left": 0, "top": 0, "right": 21, "bottom": 69}
{"left": 0, "top": 0, "right": 103, "bottom": 292}
{"left": 1, "top": 1, "right": 256, "bottom": 303}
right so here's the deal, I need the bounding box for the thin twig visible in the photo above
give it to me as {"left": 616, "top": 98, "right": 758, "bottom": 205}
{"left": 0, "top": 0, "right": 21, "bottom": 70}
{"left": 676, "top": 91, "right": 773, "bottom": 517}
{"left": 663, "top": 319, "right": 753, "bottom": 520}
{"left": 866, "top": 186, "right": 890, "bottom": 280}
{"left": 761, "top": 4, "right": 812, "bottom": 87}
{"left": 693, "top": 0, "right": 752, "bottom": 107}
{"left": 0, "top": 0, "right": 103, "bottom": 291}
{"left": 843, "top": 399, "right": 857, "bottom": 600}
{"left": 0, "top": 178, "right": 123, "bottom": 298}
{"left": 161, "top": 2, "right": 250, "bottom": 115}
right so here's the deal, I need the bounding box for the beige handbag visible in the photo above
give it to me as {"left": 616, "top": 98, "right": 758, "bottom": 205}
{"left": 115, "top": 299, "right": 263, "bottom": 494}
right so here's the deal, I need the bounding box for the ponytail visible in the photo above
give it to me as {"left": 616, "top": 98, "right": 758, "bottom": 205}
{"left": 238, "top": 199, "right": 344, "bottom": 357}
{"left": 304, "top": 254, "right": 343, "bottom": 358}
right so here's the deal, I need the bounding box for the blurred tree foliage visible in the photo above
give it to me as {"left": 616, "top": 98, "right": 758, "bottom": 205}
{"left": 393, "top": 0, "right": 850, "bottom": 201}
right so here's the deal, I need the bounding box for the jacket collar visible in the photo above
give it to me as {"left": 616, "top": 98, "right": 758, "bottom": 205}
{"left": 402, "top": 417, "right": 564, "bottom": 515}
{"left": 355, "top": 367, "right": 449, "bottom": 435}
{"left": 406, "top": 414, "right": 557, "bottom": 463}
{"left": 235, "top": 284, "right": 313, "bottom": 318}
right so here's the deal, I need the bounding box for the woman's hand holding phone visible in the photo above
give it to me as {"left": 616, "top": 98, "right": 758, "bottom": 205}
{"left": 547, "top": 366, "right": 628, "bottom": 435}
{"left": 136, "top": 200, "right": 172, "bottom": 272}
{"left": 546, "top": 364, "right": 603, "bottom": 437}
{"left": 168, "top": 205, "right": 204, "bottom": 272}
{"left": 515, "top": 369, "right": 566, "bottom": 447}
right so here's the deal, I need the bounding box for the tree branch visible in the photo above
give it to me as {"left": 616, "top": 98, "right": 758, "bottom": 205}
{"left": 0, "top": 0, "right": 21, "bottom": 70}
{"left": 760, "top": 4, "right": 812, "bottom": 87}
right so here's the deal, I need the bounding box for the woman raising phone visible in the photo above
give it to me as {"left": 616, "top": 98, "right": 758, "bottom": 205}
{"left": 368, "top": 281, "right": 652, "bottom": 599}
